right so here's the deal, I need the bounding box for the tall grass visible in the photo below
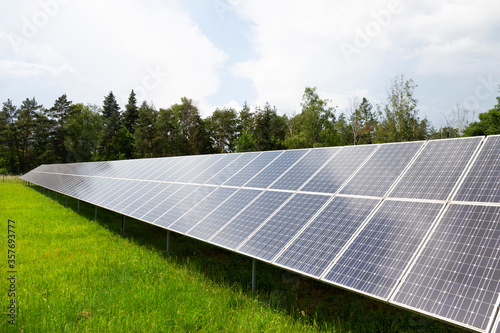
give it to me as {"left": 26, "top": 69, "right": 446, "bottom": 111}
{"left": 0, "top": 182, "right": 466, "bottom": 332}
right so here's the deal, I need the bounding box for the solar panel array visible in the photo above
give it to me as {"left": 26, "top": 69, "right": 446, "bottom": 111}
{"left": 21, "top": 135, "right": 500, "bottom": 333}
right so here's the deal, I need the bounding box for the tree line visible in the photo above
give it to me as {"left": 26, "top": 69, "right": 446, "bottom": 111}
{"left": 1, "top": 74, "right": 499, "bottom": 174}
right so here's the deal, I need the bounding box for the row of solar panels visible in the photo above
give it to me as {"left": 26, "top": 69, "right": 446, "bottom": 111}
{"left": 21, "top": 135, "right": 500, "bottom": 332}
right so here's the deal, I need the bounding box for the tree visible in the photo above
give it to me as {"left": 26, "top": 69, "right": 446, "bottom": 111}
{"left": 156, "top": 107, "right": 181, "bottom": 157}
{"left": 441, "top": 103, "right": 475, "bottom": 137}
{"left": 284, "top": 87, "right": 338, "bottom": 149}
{"left": 66, "top": 104, "right": 103, "bottom": 162}
{"left": 122, "top": 90, "right": 139, "bottom": 134}
{"left": 134, "top": 101, "right": 158, "bottom": 158}
{"left": 208, "top": 107, "right": 238, "bottom": 153}
{"left": 376, "top": 74, "right": 428, "bottom": 142}
{"left": 463, "top": 92, "right": 500, "bottom": 136}
{"left": 47, "top": 94, "right": 73, "bottom": 162}
{"left": 253, "top": 102, "right": 286, "bottom": 151}
{"left": 16, "top": 98, "right": 42, "bottom": 172}
{"left": 0, "top": 100, "right": 19, "bottom": 173}
{"left": 99, "top": 92, "right": 122, "bottom": 160}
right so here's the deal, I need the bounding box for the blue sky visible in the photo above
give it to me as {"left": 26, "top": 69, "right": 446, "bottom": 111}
{"left": 1, "top": 0, "right": 499, "bottom": 127}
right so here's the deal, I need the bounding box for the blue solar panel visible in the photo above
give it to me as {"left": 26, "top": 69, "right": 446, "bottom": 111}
{"left": 391, "top": 204, "right": 500, "bottom": 332}
{"left": 139, "top": 184, "right": 186, "bottom": 222}
{"left": 245, "top": 149, "right": 309, "bottom": 189}
{"left": 205, "top": 152, "right": 260, "bottom": 185}
{"left": 274, "top": 196, "right": 380, "bottom": 278}
{"left": 223, "top": 150, "right": 282, "bottom": 187}
{"left": 340, "top": 141, "right": 424, "bottom": 197}
{"left": 169, "top": 187, "right": 238, "bottom": 233}
{"left": 189, "top": 153, "right": 242, "bottom": 184}
{"left": 210, "top": 190, "right": 294, "bottom": 250}
{"left": 238, "top": 193, "right": 331, "bottom": 261}
{"left": 389, "top": 137, "right": 482, "bottom": 200}
{"left": 176, "top": 155, "right": 224, "bottom": 183}
{"left": 144, "top": 185, "right": 200, "bottom": 226}
{"left": 301, "top": 144, "right": 377, "bottom": 194}
{"left": 454, "top": 135, "right": 500, "bottom": 203}
{"left": 271, "top": 148, "right": 340, "bottom": 191}
{"left": 188, "top": 189, "right": 262, "bottom": 240}
{"left": 128, "top": 183, "right": 174, "bottom": 220}
{"left": 323, "top": 200, "right": 443, "bottom": 300}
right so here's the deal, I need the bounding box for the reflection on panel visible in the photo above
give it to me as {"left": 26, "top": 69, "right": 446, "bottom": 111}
{"left": 238, "top": 193, "right": 330, "bottom": 261}
{"left": 274, "top": 196, "right": 380, "bottom": 277}
{"left": 340, "top": 141, "right": 424, "bottom": 197}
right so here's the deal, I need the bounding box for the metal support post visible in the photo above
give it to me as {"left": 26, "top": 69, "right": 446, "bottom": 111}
{"left": 95, "top": 206, "right": 98, "bottom": 221}
{"left": 166, "top": 230, "right": 171, "bottom": 255}
{"left": 252, "top": 259, "right": 256, "bottom": 292}
{"left": 65, "top": 196, "right": 67, "bottom": 207}
{"left": 121, "top": 215, "right": 125, "bottom": 236}
{"left": 77, "top": 200, "right": 80, "bottom": 213}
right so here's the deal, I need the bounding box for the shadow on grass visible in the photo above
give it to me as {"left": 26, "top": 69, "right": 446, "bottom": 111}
{"left": 36, "top": 185, "right": 467, "bottom": 333}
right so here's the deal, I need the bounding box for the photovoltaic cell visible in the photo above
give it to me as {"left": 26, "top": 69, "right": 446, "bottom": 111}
{"left": 102, "top": 180, "right": 148, "bottom": 209}
{"left": 139, "top": 184, "right": 185, "bottom": 222}
{"left": 162, "top": 155, "right": 199, "bottom": 181}
{"left": 210, "top": 190, "right": 294, "bottom": 250}
{"left": 175, "top": 154, "right": 223, "bottom": 183}
{"left": 245, "top": 149, "right": 309, "bottom": 189}
{"left": 391, "top": 204, "right": 500, "bottom": 332}
{"left": 492, "top": 318, "right": 500, "bottom": 333}
{"left": 189, "top": 153, "right": 242, "bottom": 184}
{"left": 301, "top": 144, "right": 377, "bottom": 194}
{"left": 223, "top": 150, "right": 282, "bottom": 187}
{"left": 323, "top": 200, "right": 443, "bottom": 300}
{"left": 113, "top": 182, "right": 162, "bottom": 215}
{"left": 454, "top": 135, "right": 500, "bottom": 203}
{"left": 238, "top": 193, "right": 330, "bottom": 261}
{"left": 128, "top": 183, "right": 174, "bottom": 220}
{"left": 340, "top": 141, "right": 424, "bottom": 197}
{"left": 169, "top": 187, "right": 238, "bottom": 233}
{"left": 274, "top": 196, "right": 380, "bottom": 278}
{"left": 144, "top": 184, "right": 200, "bottom": 226}
{"left": 188, "top": 189, "right": 262, "bottom": 240}
{"left": 205, "top": 152, "right": 260, "bottom": 185}
{"left": 270, "top": 148, "right": 340, "bottom": 191}
{"left": 153, "top": 185, "right": 218, "bottom": 228}
{"left": 389, "top": 137, "right": 482, "bottom": 200}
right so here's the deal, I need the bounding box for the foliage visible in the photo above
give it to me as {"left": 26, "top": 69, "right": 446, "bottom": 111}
{"left": 463, "top": 93, "right": 500, "bottom": 136}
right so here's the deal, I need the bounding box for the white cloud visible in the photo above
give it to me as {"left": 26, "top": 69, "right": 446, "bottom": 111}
{"left": 231, "top": 0, "right": 500, "bottom": 120}
{"left": 0, "top": 0, "right": 227, "bottom": 109}
{"left": 0, "top": 59, "right": 74, "bottom": 77}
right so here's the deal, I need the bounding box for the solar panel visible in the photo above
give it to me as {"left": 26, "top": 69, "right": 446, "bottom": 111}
{"left": 270, "top": 147, "right": 340, "bottom": 191}
{"left": 389, "top": 137, "right": 483, "bottom": 200}
{"left": 340, "top": 141, "right": 424, "bottom": 197}
{"left": 128, "top": 183, "right": 175, "bottom": 219}
{"left": 152, "top": 185, "right": 219, "bottom": 228}
{"left": 323, "top": 200, "right": 444, "bottom": 300}
{"left": 188, "top": 189, "right": 262, "bottom": 240}
{"left": 209, "top": 190, "right": 294, "bottom": 250}
{"left": 223, "top": 150, "right": 282, "bottom": 187}
{"left": 301, "top": 144, "right": 377, "bottom": 194}
{"left": 175, "top": 154, "right": 224, "bottom": 183}
{"left": 144, "top": 184, "right": 200, "bottom": 226}
{"left": 274, "top": 196, "right": 380, "bottom": 278}
{"left": 19, "top": 135, "right": 500, "bottom": 333}
{"left": 454, "top": 135, "right": 500, "bottom": 203}
{"left": 244, "top": 149, "right": 309, "bottom": 189}
{"left": 189, "top": 153, "right": 242, "bottom": 184}
{"left": 237, "top": 193, "right": 331, "bottom": 261}
{"left": 492, "top": 317, "right": 500, "bottom": 333}
{"left": 205, "top": 152, "right": 261, "bottom": 185}
{"left": 391, "top": 204, "right": 500, "bottom": 332}
{"left": 169, "top": 187, "right": 238, "bottom": 233}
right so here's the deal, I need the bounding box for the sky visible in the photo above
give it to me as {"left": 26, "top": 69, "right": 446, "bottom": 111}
{"left": 0, "top": 0, "right": 499, "bottom": 127}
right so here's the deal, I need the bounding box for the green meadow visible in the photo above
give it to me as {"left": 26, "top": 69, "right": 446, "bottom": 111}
{"left": 0, "top": 180, "right": 466, "bottom": 332}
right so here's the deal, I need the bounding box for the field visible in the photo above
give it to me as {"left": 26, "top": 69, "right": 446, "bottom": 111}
{"left": 0, "top": 180, "right": 467, "bottom": 332}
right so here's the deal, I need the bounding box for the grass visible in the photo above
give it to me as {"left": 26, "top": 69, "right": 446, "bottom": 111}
{"left": 0, "top": 180, "right": 468, "bottom": 332}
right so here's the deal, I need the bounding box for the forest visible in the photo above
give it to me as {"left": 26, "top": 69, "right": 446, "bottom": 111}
{"left": 1, "top": 74, "right": 499, "bottom": 174}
